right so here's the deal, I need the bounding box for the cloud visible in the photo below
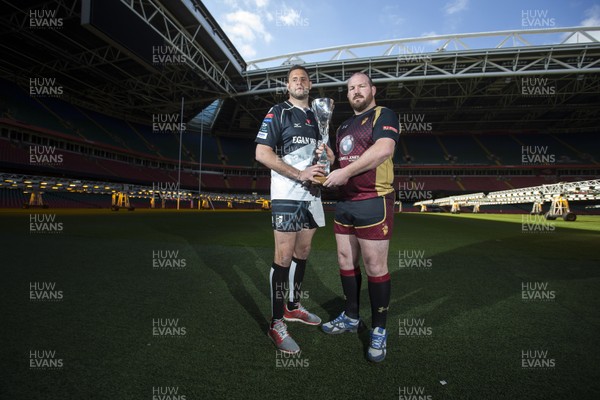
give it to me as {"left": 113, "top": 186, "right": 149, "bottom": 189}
{"left": 421, "top": 31, "right": 439, "bottom": 38}
{"left": 253, "top": 0, "right": 269, "bottom": 7}
{"left": 212, "top": 0, "right": 275, "bottom": 59}
{"left": 380, "top": 5, "right": 405, "bottom": 26}
{"left": 376, "top": 5, "right": 406, "bottom": 40}
{"left": 420, "top": 31, "right": 443, "bottom": 48}
{"left": 581, "top": 5, "right": 600, "bottom": 41}
{"left": 222, "top": 10, "right": 272, "bottom": 58}
{"left": 563, "top": 5, "right": 600, "bottom": 44}
{"left": 582, "top": 4, "right": 600, "bottom": 27}
{"left": 275, "top": 7, "right": 306, "bottom": 27}
{"left": 223, "top": 0, "right": 269, "bottom": 8}
{"left": 239, "top": 44, "right": 258, "bottom": 58}
{"left": 444, "top": 0, "right": 468, "bottom": 15}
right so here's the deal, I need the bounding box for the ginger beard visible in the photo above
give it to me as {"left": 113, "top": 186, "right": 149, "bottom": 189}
{"left": 347, "top": 74, "right": 376, "bottom": 113}
{"left": 349, "top": 88, "right": 374, "bottom": 113}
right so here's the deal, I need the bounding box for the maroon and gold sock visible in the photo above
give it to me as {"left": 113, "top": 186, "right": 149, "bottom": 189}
{"left": 368, "top": 273, "right": 391, "bottom": 329}
{"left": 340, "top": 267, "right": 362, "bottom": 319}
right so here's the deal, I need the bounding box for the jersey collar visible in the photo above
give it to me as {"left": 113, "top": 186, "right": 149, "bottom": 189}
{"left": 285, "top": 100, "right": 310, "bottom": 113}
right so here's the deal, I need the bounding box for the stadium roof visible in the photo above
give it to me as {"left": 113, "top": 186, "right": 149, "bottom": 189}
{"left": 214, "top": 26, "right": 600, "bottom": 137}
{"left": 0, "top": 0, "right": 245, "bottom": 123}
{"left": 1, "top": 1, "right": 599, "bottom": 137}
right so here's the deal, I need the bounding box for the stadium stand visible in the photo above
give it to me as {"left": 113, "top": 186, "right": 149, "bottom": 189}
{"left": 0, "top": 79, "right": 68, "bottom": 135}
{"left": 437, "top": 135, "right": 490, "bottom": 165}
{"left": 401, "top": 134, "right": 445, "bottom": 164}
{"left": 84, "top": 110, "right": 154, "bottom": 155}
{"left": 0, "top": 15, "right": 598, "bottom": 208}
{"left": 459, "top": 177, "right": 515, "bottom": 192}
{"left": 474, "top": 134, "right": 520, "bottom": 165}
{"left": 396, "top": 176, "right": 463, "bottom": 192}
{"left": 41, "top": 98, "right": 124, "bottom": 148}
{"left": 195, "top": 135, "right": 222, "bottom": 165}
{"left": 0, "top": 187, "right": 27, "bottom": 208}
{"left": 219, "top": 137, "right": 256, "bottom": 167}
{"left": 42, "top": 191, "right": 107, "bottom": 208}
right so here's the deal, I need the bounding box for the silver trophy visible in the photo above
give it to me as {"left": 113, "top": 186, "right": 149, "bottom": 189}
{"left": 311, "top": 98, "right": 335, "bottom": 177}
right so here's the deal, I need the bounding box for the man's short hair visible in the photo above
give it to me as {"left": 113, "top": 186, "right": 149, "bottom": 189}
{"left": 288, "top": 65, "right": 309, "bottom": 80}
{"left": 347, "top": 72, "right": 374, "bottom": 87}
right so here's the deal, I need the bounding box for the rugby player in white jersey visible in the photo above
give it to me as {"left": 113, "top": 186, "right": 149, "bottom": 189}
{"left": 255, "top": 65, "right": 335, "bottom": 353}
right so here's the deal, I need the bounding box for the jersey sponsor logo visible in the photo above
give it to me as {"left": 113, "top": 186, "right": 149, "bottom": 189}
{"left": 257, "top": 131, "right": 268, "bottom": 139}
{"left": 340, "top": 135, "right": 355, "bottom": 155}
{"left": 383, "top": 125, "right": 399, "bottom": 134}
{"left": 262, "top": 113, "right": 273, "bottom": 124}
{"left": 293, "top": 123, "right": 302, "bottom": 128}
{"left": 292, "top": 136, "right": 316, "bottom": 145}
{"left": 339, "top": 154, "right": 360, "bottom": 162}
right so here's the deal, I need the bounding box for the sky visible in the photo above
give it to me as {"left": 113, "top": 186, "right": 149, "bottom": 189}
{"left": 201, "top": 0, "right": 600, "bottom": 63}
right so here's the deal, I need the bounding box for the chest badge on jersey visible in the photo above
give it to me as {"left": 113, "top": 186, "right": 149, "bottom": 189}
{"left": 340, "top": 135, "right": 355, "bottom": 155}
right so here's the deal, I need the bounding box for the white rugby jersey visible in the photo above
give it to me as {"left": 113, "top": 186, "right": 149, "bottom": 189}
{"left": 255, "top": 101, "right": 328, "bottom": 201}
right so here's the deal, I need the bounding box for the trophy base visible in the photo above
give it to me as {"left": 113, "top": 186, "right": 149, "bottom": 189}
{"left": 313, "top": 176, "right": 328, "bottom": 185}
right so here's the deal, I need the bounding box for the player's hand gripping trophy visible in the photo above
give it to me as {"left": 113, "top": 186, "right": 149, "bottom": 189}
{"left": 311, "top": 98, "right": 334, "bottom": 184}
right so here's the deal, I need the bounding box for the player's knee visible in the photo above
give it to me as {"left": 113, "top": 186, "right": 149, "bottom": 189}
{"left": 364, "top": 261, "right": 388, "bottom": 277}
{"left": 337, "top": 252, "right": 354, "bottom": 269}
{"left": 294, "top": 245, "right": 311, "bottom": 259}
{"left": 274, "top": 254, "right": 293, "bottom": 268}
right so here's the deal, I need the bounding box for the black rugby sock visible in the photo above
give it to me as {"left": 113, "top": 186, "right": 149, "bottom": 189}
{"left": 270, "top": 263, "right": 289, "bottom": 322}
{"left": 368, "top": 273, "right": 391, "bottom": 329}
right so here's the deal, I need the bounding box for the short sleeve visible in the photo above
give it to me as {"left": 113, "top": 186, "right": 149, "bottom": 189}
{"left": 372, "top": 107, "right": 399, "bottom": 143}
{"left": 255, "top": 107, "right": 281, "bottom": 148}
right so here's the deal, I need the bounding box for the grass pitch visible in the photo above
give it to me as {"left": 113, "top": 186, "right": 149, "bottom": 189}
{"left": 1, "top": 209, "right": 599, "bottom": 399}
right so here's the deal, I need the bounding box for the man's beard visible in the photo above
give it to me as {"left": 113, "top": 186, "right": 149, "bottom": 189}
{"left": 351, "top": 95, "right": 371, "bottom": 113}
{"left": 290, "top": 88, "right": 309, "bottom": 101}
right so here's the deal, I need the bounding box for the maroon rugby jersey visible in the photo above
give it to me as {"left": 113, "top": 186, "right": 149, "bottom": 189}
{"left": 335, "top": 106, "right": 399, "bottom": 201}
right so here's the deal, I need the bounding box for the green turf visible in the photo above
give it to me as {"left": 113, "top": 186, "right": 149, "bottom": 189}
{"left": 1, "top": 209, "right": 599, "bottom": 399}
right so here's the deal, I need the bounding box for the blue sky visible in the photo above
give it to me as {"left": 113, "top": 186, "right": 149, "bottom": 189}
{"left": 201, "top": 0, "right": 600, "bottom": 62}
